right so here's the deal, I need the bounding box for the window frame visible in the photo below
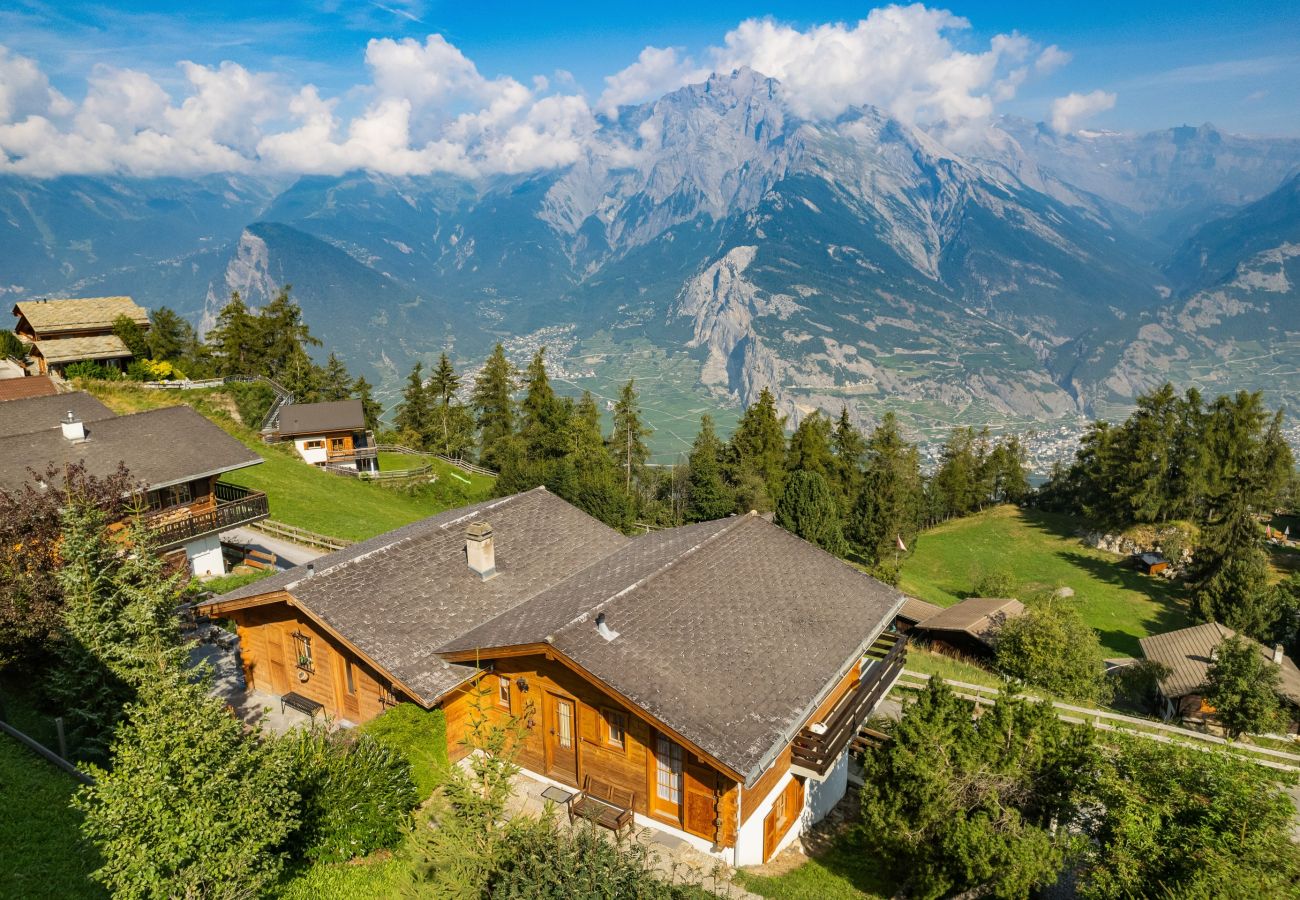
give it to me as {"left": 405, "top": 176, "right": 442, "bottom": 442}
{"left": 345, "top": 659, "right": 356, "bottom": 694}
{"left": 497, "top": 674, "right": 512, "bottom": 709}
{"left": 303, "top": 439, "right": 326, "bottom": 450}
{"left": 291, "top": 631, "right": 314, "bottom": 672}
{"left": 601, "top": 707, "right": 626, "bottom": 751}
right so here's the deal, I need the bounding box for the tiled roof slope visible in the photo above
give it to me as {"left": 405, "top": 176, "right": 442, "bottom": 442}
{"left": 0, "top": 375, "right": 58, "bottom": 402}
{"left": 1139, "top": 622, "right": 1300, "bottom": 706}
{"left": 14, "top": 297, "right": 149, "bottom": 335}
{"left": 0, "top": 391, "right": 115, "bottom": 438}
{"left": 0, "top": 404, "right": 261, "bottom": 493}
{"left": 218, "top": 488, "right": 631, "bottom": 704}
{"left": 915, "top": 597, "right": 1024, "bottom": 640}
{"left": 32, "top": 335, "right": 132, "bottom": 363}
{"left": 898, "top": 596, "right": 943, "bottom": 624}
{"left": 278, "top": 399, "right": 366, "bottom": 436}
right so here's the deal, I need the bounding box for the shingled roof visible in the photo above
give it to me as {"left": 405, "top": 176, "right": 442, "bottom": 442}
{"left": 0, "top": 402, "right": 262, "bottom": 493}
{"left": 278, "top": 399, "right": 367, "bottom": 437}
{"left": 30, "top": 335, "right": 133, "bottom": 364}
{"left": 913, "top": 597, "right": 1025, "bottom": 648}
{"left": 0, "top": 391, "right": 115, "bottom": 438}
{"left": 13, "top": 297, "right": 149, "bottom": 336}
{"left": 1139, "top": 622, "right": 1300, "bottom": 707}
{"left": 211, "top": 490, "right": 904, "bottom": 783}
{"left": 0, "top": 375, "right": 58, "bottom": 403}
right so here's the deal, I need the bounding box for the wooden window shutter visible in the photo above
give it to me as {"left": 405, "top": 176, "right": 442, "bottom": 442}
{"left": 578, "top": 702, "right": 600, "bottom": 745}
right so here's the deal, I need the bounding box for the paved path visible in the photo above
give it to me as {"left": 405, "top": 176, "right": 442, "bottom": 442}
{"left": 220, "top": 526, "right": 325, "bottom": 569}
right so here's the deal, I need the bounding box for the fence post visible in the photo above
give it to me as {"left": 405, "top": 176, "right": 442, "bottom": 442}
{"left": 55, "top": 716, "right": 68, "bottom": 759}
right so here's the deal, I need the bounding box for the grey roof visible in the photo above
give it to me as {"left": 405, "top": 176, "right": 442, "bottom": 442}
{"left": 13, "top": 296, "right": 149, "bottom": 335}
{"left": 32, "top": 335, "right": 132, "bottom": 364}
{"left": 0, "top": 403, "right": 262, "bottom": 493}
{"left": 898, "top": 595, "right": 943, "bottom": 625}
{"left": 210, "top": 491, "right": 903, "bottom": 781}
{"left": 914, "top": 597, "right": 1025, "bottom": 646}
{"left": 214, "top": 488, "right": 631, "bottom": 705}
{"left": 1139, "top": 622, "right": 1300, "bottom": 706}
{"left": 278, "top": 399, "right": 366, "bottom": 436}
{"left": 0, "top": 391, "right": 115, "bottom": 438}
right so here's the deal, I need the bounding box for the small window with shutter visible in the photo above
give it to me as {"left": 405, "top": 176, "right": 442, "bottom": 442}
{"left": 602, "top": 708, "right": 626, "bottom": 749}
{"left": 498, "top": 675, "right": 511, "bottom": 708}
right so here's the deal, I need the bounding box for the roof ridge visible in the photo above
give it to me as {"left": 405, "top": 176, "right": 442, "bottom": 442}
{"left": 551, "top": 512, "right": 757, "bottom": 638}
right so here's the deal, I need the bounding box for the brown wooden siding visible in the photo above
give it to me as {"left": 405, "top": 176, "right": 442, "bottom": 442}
{"left": 741, "top": 745, "right": 791, "bottom": 823}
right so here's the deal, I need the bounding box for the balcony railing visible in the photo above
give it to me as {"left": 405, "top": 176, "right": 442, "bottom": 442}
{"left": 789, "top": 634, "right": 908, "bottom": 778}
{"left": 150, "top": 482, "right": 269, "bottom": 549}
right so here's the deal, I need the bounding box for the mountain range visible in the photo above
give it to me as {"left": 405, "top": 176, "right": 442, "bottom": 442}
{"left": 3, "top": 68, "right": 1298, "bottom": 452}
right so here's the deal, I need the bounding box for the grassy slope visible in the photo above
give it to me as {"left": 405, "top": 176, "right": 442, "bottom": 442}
{"left": 899, "top": 506, "right": 1192, "bottom": 658}
{"left": 736, "top": 839, "right": 895, "bottom": 900}
{"left": 83, "top": 382, "right": 493, "bottom": 541}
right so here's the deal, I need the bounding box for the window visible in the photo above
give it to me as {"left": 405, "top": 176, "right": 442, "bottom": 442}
{"left": 556, "top": 698, "right": 574, "bottom": 749}
{"left": 291, "top": 631, "right": 313, "bottom": 672}
{"left": 345, "top": 660, "right": 356, "bottom": 694}
{"left": 602, "top": 708, "right": 626, "bottom": 749}
{"left": 148, "top": 483, "right": 192, "bottom": 510}
{"left": 380, "top": 684, "right": 398, "bottom": 708}
{"left": 304, "top": 439, "right": 325, "bottom": 450}
{"left": 498, "top": 675, "right": 511, "bottom": 709}
{"left": 330, "top": 437, "right": 347, "bottom": 453}
{"left": 655, "top": 735, "right": 683, "bottom": 806}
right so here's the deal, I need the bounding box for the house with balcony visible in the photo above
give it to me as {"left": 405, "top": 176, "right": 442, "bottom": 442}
{"left": 0, "top": 392, "right": 269, "bottom": 576}
{"left": 275, "top": 399, "right": 378, "bottom": 473}
{"left": 11, "top": 296, "right": 149, "bottom": 375}
{"left": 200, "top": 487, "right": 905, "bottom": 866}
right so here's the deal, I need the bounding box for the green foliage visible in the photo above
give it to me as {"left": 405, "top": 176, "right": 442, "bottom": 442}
{"left": 1, "top": 327, "right": 29, "bottom": 359}
{"left": 728, "top": 387, "right": 787, "bottom": 511}
{"left": 320, "top": 352, "right": 353, "bottom": 401}
{"left": 850, "top": 412, "right": 922, "bottom": 570}
{"left": 994, "top": 599, "right": 1111, "bottom": 703}
{"left": 279, "top": 725, "right": 419, "bottom": 863}
{"left": 354, "top": 376, "right": 383, "bottom": 433}
{"left": 425, "top": 354, "right": 475, "bottom": 457}
{"left": 145, "top": 307, "right": 191, "bottom": 363}
{"left": 972, "top": 566, "right": 1016, "bottom": 598}
{"left": 225, "top": 378, "right": 276, "bottom": 428}
{"left": 775, "top": 471, "right": 848, "bottom": 555}
{"left": 359, "top": 703, "right": 449, "bottom": 799}
{"left": 110, "top": 314, "right": 148, "bottom": 359}
{"left": 125, "top": 358, "right": 184, "bottom": 382}
{"left": 608, "top": 378, "right": 652, "bottom": 494}
{"left": 1079, "top": 737, "right": 1300, "bottom": 898}
{"left": 472, "top": 344, "right": 517, "bottom": 469}
{"left": 64, "top": 360, "right": 120, "bottom": 380}
{"left": 829, "top": 406, "right": 867, "bottom": 513}
{"left": 1205, "top": 634, "right": 1285, "bottom": 738}
{"left": 207, "top": 291, "right": 261, "bottom": 376}
{"left": 76, "top": 674, "right": 300, "bottom": 900}
{"left": 785, "top": 412, "right": 834, "bottom": 482}
{"left": 394, "top": 362, "right": 430, "bottom": 442}
{"left": 687, "top": 415, "right": 735, "bottom": 521}
{"left": 859, "top": 678, "right": 1092, "bottom": 900}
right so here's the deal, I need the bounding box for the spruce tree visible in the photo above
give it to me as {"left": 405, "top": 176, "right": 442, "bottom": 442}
{"left": 353, "top": 376, "right": 383, "bottom": 432}
{"left": 320, "top": 353, "right": 353, "bottom": 401}
{"left": 931, "top": 427, "right": 981, "bottom": 519}
{"left": 775, "top": 471, "right": 847, "bottom": 555}
{"left": 426, "top": 354, "right": 474, "bottom": 457}
{"left": 554, "top": 392, "right": 632, "bottom": 529}
{"left": 785, "top": 412, "right": 834, "bottom": 481}
{"left": 146, "top": 307, "right": 191, "bottom": 363}
{"left": 728, "top": 388, "right": 787, "bottom": 510}
{"left": 851, "top": 412, "right": 923, "bottom": 576}
{"left": 257, "top": 286, "right": 321, "bottom": 378}
{"left": 207, "top": 292, "right": 260, "bottom": 376}
{"left": 394, "top": 362, "right": 430, "bottom": 446}
{"left": 687, "top": 415, "right": 734, "bottom": 522}
{"left": 520, "top": 349, "right": 568, "bottom": 463}
{"left": 830, "top": 406, "right": 866, "bottom": 510}
{"left": 472, "top": 344, "right": 517, "bottom": 469}
{"left": 429, "top": 352, "right": 461, "bottom": 405}
{"left": 607, "top": 379, "right": 651, "bottom": 493}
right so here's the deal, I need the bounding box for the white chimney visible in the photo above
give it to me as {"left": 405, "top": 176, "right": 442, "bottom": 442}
{"left": 1275, "top": 644, "right": 1284, "bottom": 665}
{"left": 595, "top": 612, "right": 619, "bottom": 642}
{"left": 466, "top": 521, "right": 497, "bottom": 580}
{"left": 61, "top": 411, "right": 85, "bottom": 442}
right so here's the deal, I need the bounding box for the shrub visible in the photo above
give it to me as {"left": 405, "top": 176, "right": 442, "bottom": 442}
{"left": 0, "top": 328, "right": 25, "bottom": 359}
{"left": 126, "top": 358, "right": 185, "bottom": 382}
{"left": 360, "top": 702, "right": 449, "bottom": 798}
{"left": 972, "top": 565, "right": 1015, "bottom": 598}
{"left": 225, "top": 379, "right": 276, "bottom": 427}
{"left": 995, "top": 599, "right": 1111, "bottom": 703}
{"left": 64, "top": 360, "right": 120, "bottom": 381}
{"left": 280, "top": 725, "right": 420, "bottom": 863}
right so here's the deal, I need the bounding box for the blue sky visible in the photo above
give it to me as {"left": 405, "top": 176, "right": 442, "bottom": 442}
{"left": 5, "top": 0, "right": 1296, "bottom": 133}
{"left": 0, "top": 2, "right": 1296, "bottom": 179}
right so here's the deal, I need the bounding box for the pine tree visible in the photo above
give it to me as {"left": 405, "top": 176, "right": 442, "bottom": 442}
{"left": 353, "top": 376, "right": 382, "bottom": 433}
{"left": 851, "top": 412, "right": 923, "bottom": 576}
{"left": 687, "top": 415, "right": 735, "bottom": 522}
{"left": 728, "top": 388, "right": 787, "bottom": 510}
{"left": 145, "top": 307, "right": 191, "bottom": 363}
{"left": 320, "top": 353, "right": 353, "bottom": 401}
{"left": 830, "top": 406, "right": 867, "bottom": 510}
{"left": 207, "top": 292, "right": 260, "bottom": 376}
{"left": 607, "top": 379, "right": 651, "bottom": 493}
{"left": 775, "top": 471, "right": 847, "bottom": 555}
{"left": 472, "top": 344, "right": 517, "bottom": 469}
{"left": 785, "top": 412, "right": 834, "bottom": 481}
{"left": 394, "top": 362, "right": 430, "bottom": 447}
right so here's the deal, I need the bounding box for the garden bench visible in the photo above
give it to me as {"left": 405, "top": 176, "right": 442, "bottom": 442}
{"left": 567, "top": 775, "right": 635, "bottom": 836}
{"left": 281, "top": 691, "right": 324, "bottom": 718}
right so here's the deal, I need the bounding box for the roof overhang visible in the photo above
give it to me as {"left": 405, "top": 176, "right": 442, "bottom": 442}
{"left": 145, "top": 457, "right": 263, "bottom": 492}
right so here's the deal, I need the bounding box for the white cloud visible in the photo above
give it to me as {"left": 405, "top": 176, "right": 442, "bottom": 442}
{"left": 1049, "top": 89, "right": 1116, "bottom": 133}
{"left": 0, "top": 7, "right": 1089, "bottom": 178}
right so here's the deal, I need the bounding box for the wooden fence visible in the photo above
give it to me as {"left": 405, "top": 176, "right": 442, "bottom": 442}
{"left": 434, "top": 454, "right": 497, "bottom": 478}
{"left": 249, "top": 519, "right": 353, "bottom": 552}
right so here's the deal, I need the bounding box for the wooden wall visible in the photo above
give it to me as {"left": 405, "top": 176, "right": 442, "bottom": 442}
{"left": 227, "top": 599, "right": 408, "bottom": 723}
{"left": 443, "top": 652, "right": 739, "bottom": 848}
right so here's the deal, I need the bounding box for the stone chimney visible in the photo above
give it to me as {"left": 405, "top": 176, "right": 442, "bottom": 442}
{"left": 60, "top": 410, "right": 85, "bottom": 442}
{"left": 1275, "top": 643, "right": 1284, "bottom": 665}
{"left": 466, "top": 521, "right": 497, "bottom": 581}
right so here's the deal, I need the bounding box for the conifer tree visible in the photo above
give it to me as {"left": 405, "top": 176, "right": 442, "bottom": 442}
{"left": 320, "top": 353, "right": 353, "bottom": 401}
{"left": 472, "top": 344, "right": 517, "bottom": 469}
{"left": 257, "top": 286, "right": 321, "bottom": 378}
{"left": 520, "top": 349, "right": 568, "bottom": 463}
{"left": 607, "top": 379, "right": 651, "bottom": 493}
{"left": 785, "top": 412, "right": 834, "bottom": 481}
{"left": 424, "top": 354, "right": 474, "bottom": 457}
{"left": 145, "top": 307, "right": 191, "bottom": 363}
{"left": 687, "top": 415, "right": 734, "bottom": 522}
{"left": 728, "top": 387, "right": 787, "bottom": 510}
{"left": 207, "top": 292, "right": 260, "bottom": 376}
{"left": 111, "top": 314, "right": 149, "bottom": 359}
{"left": 931, "top": 427, "right": 981, "bottom": 519}
{"left": 1205, "top": 635, "right": 1284, "bottom": 738}
{"left": 280, "top": 344, "right": 324, "bottom": 403}
{"left": 429, "top": 352, "right": 461, "bottom": 405}
{"left": 830, "top": 406, "right": 867, "bottom": 510}
{"left": 851, "top": 412, "right": 923, "bottom": 576}
{"left": 394, "top": 362, "right": 430, "bottom": 445}
{"left": 775, "top": 471, "right": 847, "bottom": 555}
{"left": 552, "top": 392, "right": 632, "bottom": 529}
{"left": 353, "top": 376, "right": 382, "bottom": 432}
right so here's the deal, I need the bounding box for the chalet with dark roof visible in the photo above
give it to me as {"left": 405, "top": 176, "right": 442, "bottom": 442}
{"left": 202, "top": 487, "right": 906, "bottom": 865}
{"left": 0, "top": 392, "right": 269, "bottom": 576}
{"left": 910, "top": 596, "right": 1025, "bottom": 659}
{"left": 275, "top": 399, "right": 377, "bottom": 473}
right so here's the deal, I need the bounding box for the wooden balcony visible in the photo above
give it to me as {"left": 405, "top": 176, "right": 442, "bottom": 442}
{"left": 149, "top": 482, "right": 269, "bottom": 550}
{"left": 789, "top": 634, "right": 908, "bottom": 779}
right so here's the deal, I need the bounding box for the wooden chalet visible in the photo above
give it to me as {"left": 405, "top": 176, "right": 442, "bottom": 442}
{"left": 910, "top": 596, "right": 1025, "bottom": 660}
{"left": 201, "top": 488, "right": 906, "bottom": 865}
{"left": 276, "top": 399, "right": 378, "bottom": 473}
{"left": 11, "top": 296, "right": 149, "bottom": 375}
{"left": 1139, "top": 622, "right": 1300, "bottom": 729}
{"left": 0, "top": 392, "right": 269, "bottom": 576}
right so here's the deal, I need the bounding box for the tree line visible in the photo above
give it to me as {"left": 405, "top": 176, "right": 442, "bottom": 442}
{"left": 390, "top": 346, "right": 1030, "bottom": 582}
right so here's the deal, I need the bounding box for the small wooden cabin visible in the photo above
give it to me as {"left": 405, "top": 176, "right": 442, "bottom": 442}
{"left": 275, "top": 400, "right": 378, "bottom": 473}
{"left": 202, "top": 488, "right": 906, "bottom": 864}
{"left": 11, "top": 296, "right": 149, "bottom": 375}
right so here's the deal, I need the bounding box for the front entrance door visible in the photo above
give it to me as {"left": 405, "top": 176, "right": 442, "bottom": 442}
{"left": 652, "top": 733, "right": 684, "bottom": 821}
{"left": 546, "top": 693, "right": 578, "bottom": 785}
{"left": 265, "top": 627, "right": 290, "bottom": 695}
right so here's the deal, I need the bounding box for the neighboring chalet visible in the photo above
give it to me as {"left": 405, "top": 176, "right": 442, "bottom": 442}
{"left": 1139, "top": 622, "right": 1300, "bottom": 728}
{"left": 201, "top": 488, "right": 907, "bottom": 865}
{"left": 910, "top": 597, "right": 1025, "bottom": 660}
{"left": 276, "top": 399, "right": 378, "bottom": 473}
{"left": 894, "top": 596, "right": 943, "bottom": 633}
{"left": 0, "top": 374, "right": 58, "bottom": 402}
{"left": 0, "top": 392, "right": 270, "bottom": 576}
{"left": 11, "top": 296, "right": 150, "bottom": 375}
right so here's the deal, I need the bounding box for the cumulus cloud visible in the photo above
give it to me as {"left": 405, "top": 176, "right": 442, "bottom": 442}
{"left": 0, "top": 6, "right": 1092, "bottom": 178}
{"left": 1049, "top": 89, "right": 1116, "bottom": 133}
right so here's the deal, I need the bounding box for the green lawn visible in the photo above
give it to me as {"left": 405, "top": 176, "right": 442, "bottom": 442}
{"left": 900, "top": 506, "right": 1192, "bottom": 657}
{"left": 85, "top": 382, "right": 495, "bottom": 542}
{"left": 736, "top": 838, "right": 896, "bottom": 900}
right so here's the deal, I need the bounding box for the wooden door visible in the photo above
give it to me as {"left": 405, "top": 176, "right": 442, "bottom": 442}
{"left": 683, "top": 757, "right": 717, "bottom": 840}
{"left": 762, "top": 777, "right": 805, "bottom": 862}
{"left": 545, "top": 693, "right": 578, "bottom": 785}
{"left": 265, "top": 626, "right": 290, "bottom": 695}
{"left": 652, "top": 733, "right": 684, "bottom": 821}
{"left": 337, "top": 656, "right": 361, "bottom": 719}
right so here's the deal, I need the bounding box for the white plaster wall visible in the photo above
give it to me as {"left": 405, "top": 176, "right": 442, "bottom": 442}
{"left": 807, "top": 750, "right": 849, "bottom": 823}
{"left": 186, "top": 534, "right": 226, "bottom": 577}
{"left": 293, "top": 438, "right": 328, "bottom": 465}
